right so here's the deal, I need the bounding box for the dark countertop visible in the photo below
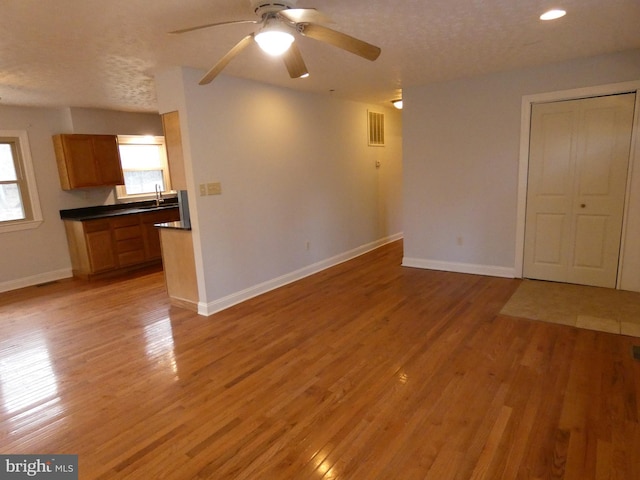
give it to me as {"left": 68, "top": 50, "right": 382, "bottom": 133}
{"left": 60, "top": 198, "right": 179, "bottom": 221}
{"left": 155, "top": 220, "right": 192, "bottom": 231}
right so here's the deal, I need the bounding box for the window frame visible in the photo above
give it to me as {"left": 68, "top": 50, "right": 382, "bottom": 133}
{"left": 115, "top": 135, "right": 172, "bottom": 201}
{"left": 0, "top": 130, "right": 43, "bottom": 233}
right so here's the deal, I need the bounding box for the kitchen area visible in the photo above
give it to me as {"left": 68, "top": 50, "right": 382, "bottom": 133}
{"left": 54, "top": 111, "right": 199, "bottom": 311}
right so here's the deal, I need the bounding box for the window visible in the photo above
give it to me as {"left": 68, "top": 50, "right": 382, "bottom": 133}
{"left": 116, "top": 135, "right": 171, "bottom": 200}
{"left": 0, "top": 131, "right": 42, "bottom": 232}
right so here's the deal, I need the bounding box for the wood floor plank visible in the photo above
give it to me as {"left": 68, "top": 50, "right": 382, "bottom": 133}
{"left": 1, "top": 240, "right": 639, "bottom": 478}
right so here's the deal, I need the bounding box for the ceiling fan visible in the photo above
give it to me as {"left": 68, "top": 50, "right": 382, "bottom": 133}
{"left": 169, "top": 0, "right": 381, "bottom": 85}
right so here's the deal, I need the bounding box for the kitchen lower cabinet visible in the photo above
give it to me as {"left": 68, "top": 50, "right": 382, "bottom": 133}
{"left": 63, "top": 208, "right": 179, "bottom": 280}
{"left": 142, "top": 210, "right": 176, "bottom": 260}
{"left": 111, "top": 215, "right": 145, "bottom": 267}
{"left": 83, "top": 220, "right": 117, "bottom": 273}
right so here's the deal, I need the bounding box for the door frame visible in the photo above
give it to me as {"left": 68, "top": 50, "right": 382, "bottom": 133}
{"left": 514, "top": 80, "right": 640, "bottom": 287}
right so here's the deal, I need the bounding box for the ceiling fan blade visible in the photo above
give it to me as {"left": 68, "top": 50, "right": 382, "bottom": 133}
{"left": 169, "top": 19, "right": 259, "bottom": 35}
{"left": 282, "top": 43, "right": 308, "bottom": 79}
{"left": 300, "top": 24, "right": 381, "bottom": 61}
{"left": 199, "top": 34, "right": 254, "bottom": 85}
{"left": 278, "top": 8, "right": 331, "bottom": 24}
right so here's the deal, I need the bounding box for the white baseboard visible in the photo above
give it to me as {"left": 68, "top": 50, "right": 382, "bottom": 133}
{"left": 0, "top": 268, "right": 73, "bottom": 293}
{"left": 402, "top": 257, "right": 515, "bottom": 279}
{"left": 199, "top": 233, "right": 403, "bottom": 316}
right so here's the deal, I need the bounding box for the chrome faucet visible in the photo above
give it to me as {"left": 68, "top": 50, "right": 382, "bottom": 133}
{"left": 154, "top": 184, "right": 164, "bottom": 206}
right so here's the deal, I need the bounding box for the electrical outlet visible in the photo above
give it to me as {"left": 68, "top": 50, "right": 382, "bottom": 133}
{"left": 199, "top": 184, "right": 207, "bottom": 196}
{"left": 207, "top": 182, "right": 221, "bottom": 195}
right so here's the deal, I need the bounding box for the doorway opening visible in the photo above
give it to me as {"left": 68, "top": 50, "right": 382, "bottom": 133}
{"left": 515, "top": 82, "right": 640, "bottom": 291}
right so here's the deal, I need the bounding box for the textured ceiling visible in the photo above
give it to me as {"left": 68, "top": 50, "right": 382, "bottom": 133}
{"left": 0, "top": 0, "right": 639, "bottom": 113}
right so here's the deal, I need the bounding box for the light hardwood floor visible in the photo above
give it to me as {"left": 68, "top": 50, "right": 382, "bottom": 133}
{"left": 1, "top": 240, "right": 639, "bottom": 479}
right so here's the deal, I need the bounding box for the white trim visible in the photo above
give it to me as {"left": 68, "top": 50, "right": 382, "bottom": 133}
{"left": 401, "top": 257, "right": 515, "bottom": 279}
{"left": 618, "top": 90, "right": 640, "bottom": 291}
{"left": 514, "top": 80, "right": 640, "bottom": 282}
{"left": 0, "top": 130, "right": 43, "bottom": 233}
{"left": 0, "top": 268, "right": 72, "bottom": 293}
{"left": 0, "top": 218, "right": 44, "bottom": 233}
{"left": 198, "top": 233, "right": 403, "bottom": 316}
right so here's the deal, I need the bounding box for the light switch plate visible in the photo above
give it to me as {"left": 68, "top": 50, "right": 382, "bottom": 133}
{"left": 207, "top": 182, "right": 221, "bottom": 195}
{"left": 199, "top": 184, "right": 206, "bottom": 196}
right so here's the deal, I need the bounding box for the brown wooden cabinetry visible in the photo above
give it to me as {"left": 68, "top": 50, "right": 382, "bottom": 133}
{"left": 141, "top": 210, "right": 175, "bottom": 260}
{"left": 82, "top": 219, "right": 117, "bottom": 273}
{"left": 159, "top": 227, "right": 198, "bottom": 311}
{"left": 161, "top": 111, "right": 187, "bottom": 190}
{"left": 53, "top": 134, "right": 124, "bottom": 190}
{"left": 64, "top": 207, "right": 179, "bottom": 279}
{"left": 111, "top": 215, "right": 146, "bottom": 267}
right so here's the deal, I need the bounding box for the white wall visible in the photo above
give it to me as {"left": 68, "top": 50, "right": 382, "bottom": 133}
{"left": 155, "top": 67, "right": 402, "bottom": 314}
{"left": 403, "top": 49, "right": 640, "bottom": 285}
{"left": 0, "top": 106, "right": 163, "bottom": 291}
{"left": 67, "top": 107, "right": 162, "bottom": 136}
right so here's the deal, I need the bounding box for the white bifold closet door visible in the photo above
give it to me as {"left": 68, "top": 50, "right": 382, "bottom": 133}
{"left": 524, "top": 93, "right": 636, "bottom": 288}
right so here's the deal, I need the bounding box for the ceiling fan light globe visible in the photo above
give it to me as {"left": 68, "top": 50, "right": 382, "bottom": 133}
{"left": 255, "top": 30, "right": 294, "bottom": 56}
{"left": 540, "top": 9, "right": 566, "bottom": 20}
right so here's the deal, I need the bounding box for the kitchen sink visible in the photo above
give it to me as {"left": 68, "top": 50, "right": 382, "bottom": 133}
{"left": 138, "top": 203, "right": 177, "bottom": 210}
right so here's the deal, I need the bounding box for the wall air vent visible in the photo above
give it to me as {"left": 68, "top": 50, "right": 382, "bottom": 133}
{"left": 368, "top": 111, "right": 385, "bottom": 146}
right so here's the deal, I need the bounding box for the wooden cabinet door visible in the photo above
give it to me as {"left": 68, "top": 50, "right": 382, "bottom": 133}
{"left": 92, "top": 135, "right": 124, "bottom": 186}
{"left": 86, "top": 229, "right": 117, "bottom": 273}
{"left": 53, "top": 134, "right": 124, "bottom": 189}
{"left": 142, "top": 208, "right": 180, "bottom": 260}
{"left": 60, "top": 135, "right": 101, "bottom": 187}
{"left": 142, "top": 222, "right": 163, "bottom": 261}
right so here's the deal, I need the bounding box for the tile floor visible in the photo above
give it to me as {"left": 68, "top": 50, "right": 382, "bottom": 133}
{"left": 500, "top": 279, "right": 640, "bottom": 337}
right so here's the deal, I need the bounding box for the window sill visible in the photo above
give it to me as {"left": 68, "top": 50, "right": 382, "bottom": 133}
{"left": 115, "top": 192, "right": 177, "bottom": 203}
{"left": 0, "top": 218, "right": 44, "bottom": 234}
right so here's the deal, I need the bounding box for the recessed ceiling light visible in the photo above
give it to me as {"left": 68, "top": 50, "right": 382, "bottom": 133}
{"left": 540, "top": 9, "right": 566, "bottom": 20}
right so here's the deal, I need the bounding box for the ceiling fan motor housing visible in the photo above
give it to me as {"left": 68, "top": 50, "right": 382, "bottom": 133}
{"left": 251, "top": 1, "right": 296, "bottom": 18}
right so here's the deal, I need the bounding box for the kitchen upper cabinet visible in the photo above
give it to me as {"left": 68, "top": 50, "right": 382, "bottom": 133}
{"left": 91, "top": 135, "right": 125, "bottom": 186}
{"left": 53, "top": 134, "right": 124, "bottom": 190}
{"left": 162, "top": 111, "right": 187, "bottom": 191}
